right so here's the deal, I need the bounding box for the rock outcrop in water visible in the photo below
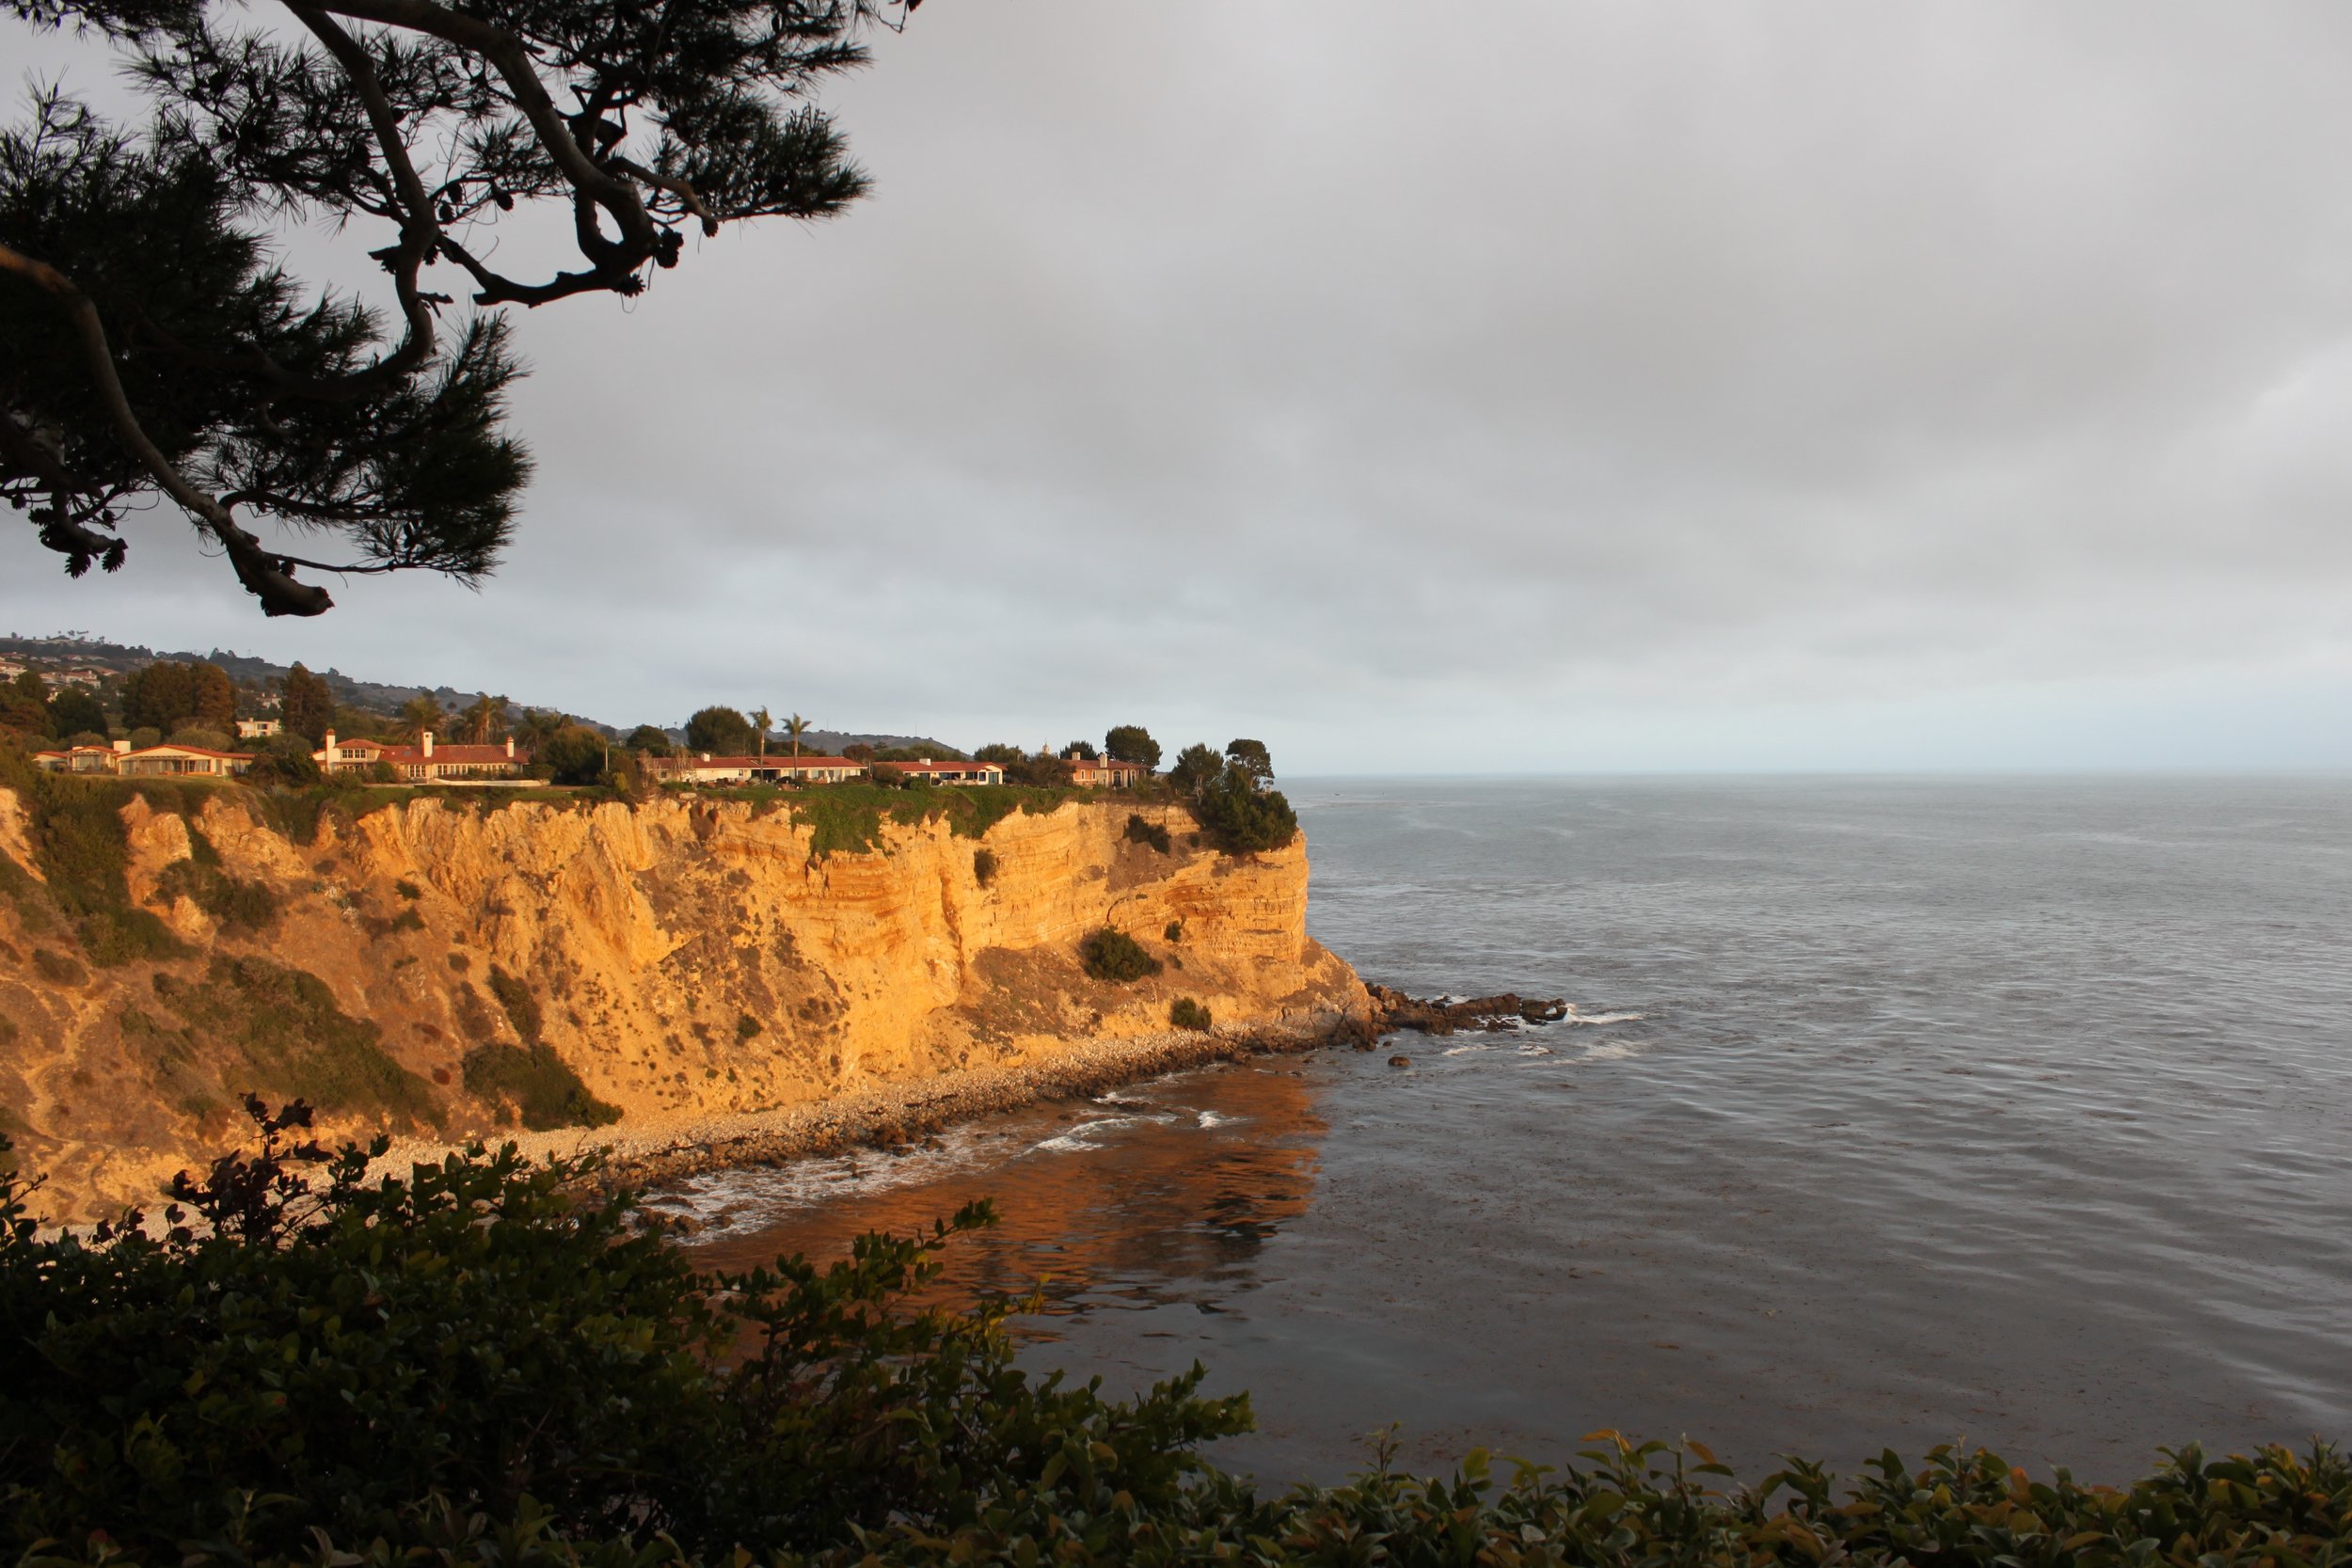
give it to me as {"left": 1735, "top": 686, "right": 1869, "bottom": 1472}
{"left": 0, "top": 784, "right": 1366, "bottom": 1219}
{"left": 1363, "top": 983, "right": 1566, "bottom": 1038}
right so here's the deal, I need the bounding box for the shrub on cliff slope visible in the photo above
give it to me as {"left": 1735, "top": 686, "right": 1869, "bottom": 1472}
{"left": 462, "top": 1042, "right": 623, "bottom": 1131}
{"left": 1080, "top": 926, "right": 1162, "bottom": 983}
{"left": 7, "top": 767, "right": 184, "bottom": 963}
{"left": 4, "top": 1108, "right": 2349, "bottom": 1568}
{"left": 467, "top": 966, "right": 620, "bottom": 1129}
{"left": 146, "top": 956, "right": 438, "bottom": 1128}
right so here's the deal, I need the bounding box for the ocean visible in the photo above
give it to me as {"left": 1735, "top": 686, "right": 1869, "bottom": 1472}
{"left": 672, "top": 775, "right": 2352, "bottom": 1484}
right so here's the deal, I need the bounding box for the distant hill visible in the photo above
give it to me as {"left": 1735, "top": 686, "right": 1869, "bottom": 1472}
{"left": 0, "top": 633, "right": 960, "bottom": 752}
{"left": 1, "top": 632, "right": 536, "bottom": 725}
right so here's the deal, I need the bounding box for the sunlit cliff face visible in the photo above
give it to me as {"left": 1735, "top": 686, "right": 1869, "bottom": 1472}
{"left": 0, "top": 784, "right": 1362, "bottom": 1222}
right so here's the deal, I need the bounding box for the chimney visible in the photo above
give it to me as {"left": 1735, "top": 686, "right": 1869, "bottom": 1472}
{"left": 421, "top": 730, "right": 434, "bottom": 758}
{"left": 504, "top": 736, "right": 515, "bottom": 759}
{"left": 325, "top": 729, "right": 336, "bottom": 754}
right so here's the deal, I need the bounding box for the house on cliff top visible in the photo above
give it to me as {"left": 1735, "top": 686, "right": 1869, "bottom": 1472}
{"left": 33, "top": 740, "right": 255, "bottom": 777}
{"left": 315, "top": 730, "right": 526, "bottom": 782}
{"left": 881, "top": 759, "right": 1007, "bottom": 786}
{"left": 644, "top": 753, "right": 869, "bottom": 786}
{"left": 1067, "top": 756, "right": 1147, "bottom": 787}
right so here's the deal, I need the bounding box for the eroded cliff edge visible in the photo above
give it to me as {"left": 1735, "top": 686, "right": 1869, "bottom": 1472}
{"left": 0, "top": 787, "right": 1366, "bottom": 1219}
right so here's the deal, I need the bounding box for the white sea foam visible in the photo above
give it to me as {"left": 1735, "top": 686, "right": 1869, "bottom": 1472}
{"left": 1578, "top": 1039, "right": 1656, "bottom": 1062}
{"left": 1025, "top": 1112, "right": 1172, "bottom": 1156}
{"left": 1196, "top": 1109, "right": 1239, "bottom": 1129}
{"left": 1564, "top": 1006, "right": 1645, "bottom": 1026}
{"left": 644, "top": 1125, "right": 1003, "bottom": 1228}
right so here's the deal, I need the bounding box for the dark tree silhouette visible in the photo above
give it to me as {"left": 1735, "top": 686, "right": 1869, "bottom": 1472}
{"left": 1224, "top": 737, "right": 1273, "bottom": 785}
{"left": 120, "top": 658, "right": 235, "bottom": 732}
{"left": 683, "top": 705, "right": 754, "bottom": 755}
{"left": 278, "top": 661, "right": 335, "bottom": 743}
{"left": 1104, "top": 724, "right": 1161, "bottom": 770}
{"left": 2, "top": 0, "right": 904, "bottom": 615}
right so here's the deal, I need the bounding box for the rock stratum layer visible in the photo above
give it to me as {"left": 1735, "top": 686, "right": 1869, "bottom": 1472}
{"left": 0, "top": 786, "right": 1366, "bottom": 1220}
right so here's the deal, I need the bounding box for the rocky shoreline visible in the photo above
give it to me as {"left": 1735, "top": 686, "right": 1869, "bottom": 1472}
{"left": 377, "top": 1008, "right": 1375, "bottom": 1200}
{"left": 369, "top": 985, "right": 1561, "bottom": 1204}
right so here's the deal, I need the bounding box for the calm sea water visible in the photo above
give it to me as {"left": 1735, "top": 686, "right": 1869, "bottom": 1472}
{"left": 673, "top": 776, "right": 2352, "bottom": 1484}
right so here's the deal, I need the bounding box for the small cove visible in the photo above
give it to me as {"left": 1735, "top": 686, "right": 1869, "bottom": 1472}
{"left": 675, "top": 775, "right": 2352, "bottom": 1484}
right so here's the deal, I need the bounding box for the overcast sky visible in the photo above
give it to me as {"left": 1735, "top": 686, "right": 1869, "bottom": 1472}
{"left": 8, "top": 2, "right": 2352, "bottom": 771}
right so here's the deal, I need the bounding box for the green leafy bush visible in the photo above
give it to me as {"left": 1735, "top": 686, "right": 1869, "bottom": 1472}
{"left": 1124, "top": 812, "right": 1172, "bottom": 853}
{"left": 1, "top": 1110, "right": 2347, "bottom": 1568}
{"left": 1196, "top": 766, "right": 1299, "bottom": 853}
{"left": 973, "top": 846, "right": 998, "bottom": 886}
{"left": 246, "top": 732, "right": 324, "bottom": 787}
{"left": 0, "top": 1107, "right": 1240, "bottom": 1561}
{"left": 1170, "top": 997, "right": 1213, "bottom": 1031}
{"left": 1080, "top": 926, "right": 1162, "bottom": 983}
{"left": 535, "top": 724, "right": 610, "bottom": 786}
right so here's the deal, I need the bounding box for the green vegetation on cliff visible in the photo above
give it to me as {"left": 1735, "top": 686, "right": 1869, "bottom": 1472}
{"left": 2, "top": 1110, "right": 2345, "bottom": 1568}
{"left": 134, "top": 957, "right": 437, "bottom": 1129}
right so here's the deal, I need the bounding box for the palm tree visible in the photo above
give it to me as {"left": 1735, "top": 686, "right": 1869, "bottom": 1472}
{"left": 460, "top": 693, "right": 511, "bottom": 744}
{"left": 785, "top": 713, "right": 810, "bottom": 762}
{"left": 397, "top": 692, "right": 446, "bottom": 741}
{"left": 751, "top": 706, "right": 772, "bottom": 761}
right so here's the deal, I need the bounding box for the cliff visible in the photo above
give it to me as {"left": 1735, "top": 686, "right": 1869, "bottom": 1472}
{"left": 0, "top": 784, "right": 1366, "bottom": 1220}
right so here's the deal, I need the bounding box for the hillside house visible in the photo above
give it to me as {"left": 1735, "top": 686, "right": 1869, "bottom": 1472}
{"left": 884, "top": 759, "right": 1006, "bottom": 786}
{"left": 1068, "top": 756, "right": 1147, "bottom": 787}
{"left": 34, "top": 740, "right": 254, "bottom": 777}
{"left": 119, "top": 744, "right": 257, "bottom": 778}
{"left": 237, "top": 718, "right": 282, "bottom": 739}
{"left": 645, "top": 753, "right": 869, "bottom": 786}
{"left": 313, "top": 730, "right": 526, "bottom": 781}
{"left": 32, "top": 743, "right": 126, "bottom": 774}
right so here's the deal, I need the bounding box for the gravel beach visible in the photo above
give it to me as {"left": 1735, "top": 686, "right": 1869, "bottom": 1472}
{"left": 376, "top": 1011, "right": 1368, "bottom": 1197}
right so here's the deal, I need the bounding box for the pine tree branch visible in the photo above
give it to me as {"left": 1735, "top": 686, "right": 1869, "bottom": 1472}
{"left": 0, "top": 240, "right": 335, "bottom": 615}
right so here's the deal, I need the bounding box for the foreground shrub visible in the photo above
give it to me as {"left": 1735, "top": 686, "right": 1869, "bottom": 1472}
{"left": 1079, "top": 926, "right": 1162, "bottom": 982}
{"left": 0, "top": 1103, "right": 1245, "bottom": 1562}
{"left": 1170, "top": 997, "right": 1213, "bottom": 1031}
{"left": 1124, "top": 812, "right": 1172, "bottom": 853}
{"left": 2, "top": 1107, "right": 2349, "bottom": 1567}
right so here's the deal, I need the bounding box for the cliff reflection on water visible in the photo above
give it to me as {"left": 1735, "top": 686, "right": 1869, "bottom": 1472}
{"left": 671, "top": 1062, "right": 1327, "bottom": 1332}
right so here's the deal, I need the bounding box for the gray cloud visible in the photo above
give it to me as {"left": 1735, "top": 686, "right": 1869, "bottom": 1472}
{"left": 8, "top": 1, "right": 2352, "bottom": 769}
